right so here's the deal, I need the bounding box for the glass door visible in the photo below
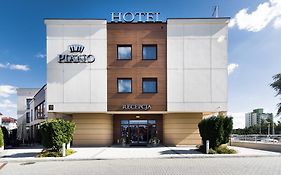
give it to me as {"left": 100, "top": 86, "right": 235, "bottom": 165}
{"left": 120, "top": 119, "right": 157, "bottom": 145}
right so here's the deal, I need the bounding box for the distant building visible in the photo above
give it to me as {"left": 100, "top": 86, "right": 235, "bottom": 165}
{"left": 27, "top": 85, "right": 47, "bottom": 143}
{"left": 16, "top": 88, "right": 40, "bottom": 143}
{"left": 0, "top": 115, "right": 17, "bottom": 131}
{"left": 245, "top": 108, "right": 273, "bottom": 128}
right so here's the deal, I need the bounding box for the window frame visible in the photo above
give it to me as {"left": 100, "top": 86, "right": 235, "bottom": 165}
{"left": 117, "top": 44, "right": 132, "bottom": 60}
{"left": 142, "top": 78, "right": 158, "bottom": 93}
{"left": 142, "top": 44, "right": 157, "bottom": 60}
{"left": 117, "top": 78, "right": 133, "bottom": 93}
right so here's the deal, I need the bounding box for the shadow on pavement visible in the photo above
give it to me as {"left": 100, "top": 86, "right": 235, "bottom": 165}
{"left": 1, "top": 152, "right": 38, "bottom": 158}
{"left": 160, "top": 149, "right": 202, "bottom": 155}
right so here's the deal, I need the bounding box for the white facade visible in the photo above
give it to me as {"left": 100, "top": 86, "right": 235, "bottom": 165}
{"left": 17, "top": 88, "right": 39, "bottom": 118}
{"left": 167, "top": 18, "right": 229, "bottom": 112}
{"left": 45, "top": 20, "right": 107, "bottom": 113}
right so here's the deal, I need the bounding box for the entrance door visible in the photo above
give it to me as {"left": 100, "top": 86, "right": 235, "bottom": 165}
{"left": 120, "top": 119, "right": 157, "bottom": 145}
{"left": 129, "top": 120, "right": 148, "bottom": 145}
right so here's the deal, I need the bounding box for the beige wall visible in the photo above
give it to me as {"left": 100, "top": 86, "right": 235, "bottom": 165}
{"left": 72, "top": 113, "right": 113, "bottom": 146}
{"left": 164, "top": 113, "right": 203, "bottom": 146}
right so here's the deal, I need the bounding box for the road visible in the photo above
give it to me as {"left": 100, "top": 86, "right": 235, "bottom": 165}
{"left": 1, "top": 157, "right": 281, "bottom": 175}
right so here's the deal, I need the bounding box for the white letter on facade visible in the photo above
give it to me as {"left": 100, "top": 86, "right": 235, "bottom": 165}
{"left": 111, "top": 12, "right": 122, "bottom": 22}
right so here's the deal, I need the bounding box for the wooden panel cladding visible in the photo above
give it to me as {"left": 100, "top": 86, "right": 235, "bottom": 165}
{"left": 163, "top": 113, "right": 203, "bottom": 146}
{"left": 72, "top": 114, "right": 113, "bottom": 146}
{"left": 107, "top": 23, "right": 167, "bottom": 111}
{"left": 113, "top": 114, "right": 163, "bottom": 144}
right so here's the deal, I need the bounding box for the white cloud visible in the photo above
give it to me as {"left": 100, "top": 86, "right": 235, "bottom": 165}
{"left": 0, "top": 85, "right": 17, "bottom": 97}
{"left": 0, "top": 63, "right": 6, "bottom": 68}
{"left": 273, "top": 16, "right": 281, "bottom": 29}
{"left": 9, "top": 64, "right": 30, "bottom": 71}
{"left": 229, "top": 0, "right": 281, "bottom": 32}
{"left": 35, "top": 52, "right": 46, "bottom": 58}
{"left": 0, "top": 99, "right": 16, "bottom": 108}
{"left": 228, "top": 63, "right": 239, "bottom": 75}
{"left": 228, "top": 112, "right": 246, "bottom": 129}
{"left": 0, "top": 63, "right": 30, "bottom": 71}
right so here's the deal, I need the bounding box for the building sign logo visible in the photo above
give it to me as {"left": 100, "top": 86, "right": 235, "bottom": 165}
{"left": 111, "top": 12, "right": 161, "bottom": 23}
{"left": 58, "top": 44, "right": 95, "bottom": 63}
{"left": 122, "top": 104, "right": 152, "bottom": 111}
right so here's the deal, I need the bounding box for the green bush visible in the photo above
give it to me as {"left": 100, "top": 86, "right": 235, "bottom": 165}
{"left": 0, "top": 127, "right": 4, "bottom": 147}
{"left": 40, "top": 119, "right": 76, "bottom": 151}
{"left": 198, "top": 115, "right": 233, "bottom": 149}
{"left": 207, "top": 145, "right": 236, "bottom": 154}
{"left": 215, "top": 145, "right": 236, "bottom": 154}
{"left": 37, "top": 149, "right": 76, "bottom": 157}
{"left": 1, "top": 126, "right": 9, "bottom": 146}
{"left": 222, "top": 117, "right": 233, "bottom": 144}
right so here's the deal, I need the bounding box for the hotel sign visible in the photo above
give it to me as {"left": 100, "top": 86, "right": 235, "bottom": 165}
{"left": 122, "top": 104, "right": 152, "bottom": 111}
{"left": 111, "top": 12, "right": 161, "bottom": 23}
{"left": 58, "top": 44, "right": 95, "bottom": 63}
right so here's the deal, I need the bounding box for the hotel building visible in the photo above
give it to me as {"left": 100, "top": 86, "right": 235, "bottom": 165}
{"left": 45, "top": 14, "right": 229, "bottom": 146}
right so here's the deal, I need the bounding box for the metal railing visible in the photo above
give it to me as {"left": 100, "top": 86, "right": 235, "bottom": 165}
{"left": 231, "top": 134, "right": 281, "bottom": 144}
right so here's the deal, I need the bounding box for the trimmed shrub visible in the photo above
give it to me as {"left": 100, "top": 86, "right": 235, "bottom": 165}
{"left": 1, "top": 126, "right": 9, "bottom": 146}
{"left": 222, "top": 117, "right": 233, "bottom": 144}
{"left": 0, "top": 127, "right": 4, "bottom": 147}
{"left": 40, "top": 119, "right": 76, "bottom": 151}
{"left": 198, "top": 115, "right": 233, "bottom": 149}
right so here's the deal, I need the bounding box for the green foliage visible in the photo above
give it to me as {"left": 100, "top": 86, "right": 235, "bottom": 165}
{"left": 207, "top": 144, "right": 237, "bottom": 154}
{"left": 222, "top": 117, "right": 233, "bottom": 143}
{"left": 40, "top": 119, "right": 76, "bottom": 151}
{"left": 0, "top": 127, "right": 4, "bottom": 147}
{"left": 208, "top": 148, "right": 216, "bottom": 154}
{"left": 37, "top": 149, "right": 75, "bottom": 157}
{"left": 232, "top": 118, "right": 276, "bottom": 135}
{"left": 270, "top": 73, "right": 281, "bottom": 115}
{"left": 198, "top": 115, "right": 233, "bottom": 149}
{"left": 1, "top": 126, "right": 9, "bottom": 146}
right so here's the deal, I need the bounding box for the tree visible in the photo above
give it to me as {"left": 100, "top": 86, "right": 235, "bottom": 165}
{"left": 198, "top": 115, "right": 233, "bottom": 149}
{"left": 270, "top": 73, "right": 281, "bottom": 115}
{"left": 40, "top": 119, "right": 76, "bottom": 151}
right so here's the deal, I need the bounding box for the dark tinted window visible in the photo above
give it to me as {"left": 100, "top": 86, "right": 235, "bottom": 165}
{"left": 142, "top": 78, "right": 157, "bottom": 93}
{"left": 143, "top": 45, "right": 157, "bottom": 60}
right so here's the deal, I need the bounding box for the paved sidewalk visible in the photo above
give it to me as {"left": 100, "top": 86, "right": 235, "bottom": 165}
{"left": 0, "top": 145, "right": 280, "bottom": 162}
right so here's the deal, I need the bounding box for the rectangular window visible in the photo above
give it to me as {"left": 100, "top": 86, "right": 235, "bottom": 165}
{"left": 117, "top": 45, "right": 132, "bottom": 60}
{"left": 142, "top": 78, "right": 157, "bottom": 93}
{"left": 118, "top": 78, "right": 132, "bottom": 93}
{"left": 142, "top": 45, "right": 157, "bottom": 60}
{"left": 26, "top": 98, "right": 32, "bottom": 110}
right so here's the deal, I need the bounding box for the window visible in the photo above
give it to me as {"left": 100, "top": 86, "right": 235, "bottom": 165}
{"left": 117, "top": 45, "right": 132, "bottom": 60}
{"left": 117, "top": 78, "right": 132, "bottom": 93}
{"left": 35, "top": 101, "right": 45, "bottom": 119}
{"left": 26, "top": 112, "right": 30, "bottom": 123}
{"left": 142, "top": 78, "right": 157, "bottom": 93}
{"left": 142, "top": 45, "right": 157, "bottom": 60}
{"left": 26, "top": 98, "right": 32, "bottom": 109}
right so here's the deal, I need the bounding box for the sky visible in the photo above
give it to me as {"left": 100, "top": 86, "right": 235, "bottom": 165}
{"left": 0, "top": 0, "right": 280, "bottom": 128}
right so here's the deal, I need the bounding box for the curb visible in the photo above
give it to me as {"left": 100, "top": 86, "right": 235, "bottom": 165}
{"left": 1, "top": 154, "right": 281, "bottom": 163}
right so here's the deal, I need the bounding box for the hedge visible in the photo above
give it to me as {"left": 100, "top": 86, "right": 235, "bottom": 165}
{"left": 198, "top": 115, "right": 233, "bottom": 149}
{"left": 1, "top": 126, "right": 9, "bottom": 146}
{"left": 0, "top": 127, "right": 4, "bottom": 147}
{"left": 40, "top": 119, "right": 76, "bottom": 151}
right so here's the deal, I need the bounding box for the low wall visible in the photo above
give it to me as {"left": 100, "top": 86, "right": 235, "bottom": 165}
{"left": 231, "top": 141, "right": 281, "bottom": 153}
